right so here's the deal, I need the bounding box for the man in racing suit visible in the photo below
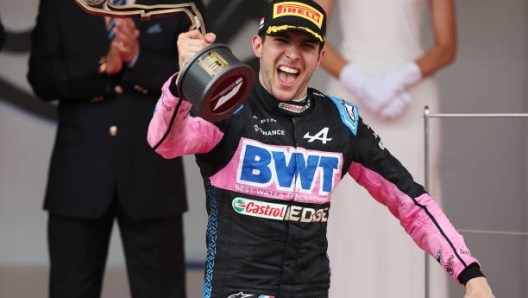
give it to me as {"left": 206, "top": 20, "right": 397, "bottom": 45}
{"left": 147, "top": 0, "right": 496, "bottom": 297}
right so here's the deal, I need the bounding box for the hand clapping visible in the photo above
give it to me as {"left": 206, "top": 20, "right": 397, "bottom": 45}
{"left": 105, "top": 18, "right": 140, "bottom": 74}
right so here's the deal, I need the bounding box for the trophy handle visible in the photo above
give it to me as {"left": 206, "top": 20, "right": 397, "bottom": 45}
{"left": 74, "top": 0, "right": 206, "bottom": 35}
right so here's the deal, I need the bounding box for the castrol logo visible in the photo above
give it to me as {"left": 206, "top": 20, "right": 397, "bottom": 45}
{"left": 232, "top": 198, "right": 329, "bottom": 223}
{"left": 232, "top": 198, "right": 287, "bottom": 221}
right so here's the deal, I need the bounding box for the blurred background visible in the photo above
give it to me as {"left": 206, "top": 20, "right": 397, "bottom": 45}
{"left": 0, "top": 0, "right": 527, "bottom": 297}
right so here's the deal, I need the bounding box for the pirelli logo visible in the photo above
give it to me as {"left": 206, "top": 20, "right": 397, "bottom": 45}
{"left": 273, "top": 2, "right": 324, "bottom": 29}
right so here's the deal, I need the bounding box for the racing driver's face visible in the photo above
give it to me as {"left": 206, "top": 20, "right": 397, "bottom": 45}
{"left": 252, "top": 31, "right": 324, "bottom": 102}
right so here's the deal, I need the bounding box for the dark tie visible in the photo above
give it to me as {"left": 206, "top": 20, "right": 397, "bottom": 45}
{"left": 107, "top": 0, "right": 127, "bottom": 40}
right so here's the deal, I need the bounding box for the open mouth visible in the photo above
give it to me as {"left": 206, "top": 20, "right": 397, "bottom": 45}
{"left": 278, "top": 65, "right": 299, "bottom": 85}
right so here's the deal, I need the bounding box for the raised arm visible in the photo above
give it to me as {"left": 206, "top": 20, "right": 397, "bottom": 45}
{"left": 147, "top": 30, "right": 224, "bottom": 159}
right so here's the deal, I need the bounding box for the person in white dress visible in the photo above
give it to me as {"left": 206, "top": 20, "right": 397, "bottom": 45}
{"left": 314, "top": 0, "right": 456, "bottom": 297}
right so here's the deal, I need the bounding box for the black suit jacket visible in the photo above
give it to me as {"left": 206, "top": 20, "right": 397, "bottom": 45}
{"left": 27, "top": 0, "right": 206, "bottom": 219}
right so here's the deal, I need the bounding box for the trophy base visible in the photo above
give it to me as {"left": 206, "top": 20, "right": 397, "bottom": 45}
{"left": 177, "top": 43, "right": 255, "bottom": 122}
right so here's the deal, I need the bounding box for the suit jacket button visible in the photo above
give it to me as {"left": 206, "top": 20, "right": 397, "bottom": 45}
{"left": 114, "top": 85, "right": 124, "bottom": 94}
{"left": 109, "top": 125, "right": 118, "bottom": 136}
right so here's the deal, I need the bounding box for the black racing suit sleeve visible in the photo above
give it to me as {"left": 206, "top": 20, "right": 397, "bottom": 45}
{"left": 458, "top": 263, "right": 486, "bottom": 285}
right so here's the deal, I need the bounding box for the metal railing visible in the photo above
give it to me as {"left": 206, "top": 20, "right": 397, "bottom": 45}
{"left": 422, "top": 106, "right": 528, "bottom": 298}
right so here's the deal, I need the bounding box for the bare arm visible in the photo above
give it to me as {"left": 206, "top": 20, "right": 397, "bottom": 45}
{"left": 464, "top": 277, "right": 495, "bottom": 298}
{"left": 315, "top": 0, "right": 347, "bottom": 78}
{"left": 416, "top": 0, "right": 457, "bottom": 77}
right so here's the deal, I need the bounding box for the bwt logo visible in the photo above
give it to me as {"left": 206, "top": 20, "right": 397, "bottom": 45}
{"left": 237, "top": 140, "right": 341, "bottom": 194}
{"left": 274, "top": 2, "right": 324, "bottom": 28}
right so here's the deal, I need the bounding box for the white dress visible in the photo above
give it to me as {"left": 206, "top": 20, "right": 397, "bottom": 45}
{"left": 325, "top": 0, "right": 447, "bottom": 297}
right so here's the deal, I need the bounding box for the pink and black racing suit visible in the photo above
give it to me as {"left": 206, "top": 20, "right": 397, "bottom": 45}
{"left": 147, "top": 75, "right": 484, "bottom": 298}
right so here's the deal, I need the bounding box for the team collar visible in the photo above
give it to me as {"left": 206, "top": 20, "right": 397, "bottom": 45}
{"left": 254, "top": 82, "right": 313, "bottom": 116}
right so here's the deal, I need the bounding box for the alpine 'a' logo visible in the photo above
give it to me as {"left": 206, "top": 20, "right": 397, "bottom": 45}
{"left": 303, "top": 127, "right": 332, "bottom": 144}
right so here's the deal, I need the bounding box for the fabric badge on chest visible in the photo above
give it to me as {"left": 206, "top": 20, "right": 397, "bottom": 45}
{"left": 277, "top": 98, "right": 310, "bottom": 114}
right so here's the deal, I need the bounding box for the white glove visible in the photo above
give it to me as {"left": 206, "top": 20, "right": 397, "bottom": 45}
{"left": 394, "top": 62, "right": 422, "bottom": 87}
{"left": 339, "top": 62, "right": 421, "bottom": 115}
{"left": 360, "top": 62, "right": 422, "bottom": 113}
{"left": 339, "top": 63, "right": 392, "bottom": 112}
{"left": 379, "top": 91, "right": 411, "bottom": 119}
{"left": 338, "top": 63, "right": 371, "bottom": 101}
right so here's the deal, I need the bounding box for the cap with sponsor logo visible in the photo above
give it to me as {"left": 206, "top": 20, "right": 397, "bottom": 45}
{"left": 258, "top": 0, "right": 326, "bottom": 45}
